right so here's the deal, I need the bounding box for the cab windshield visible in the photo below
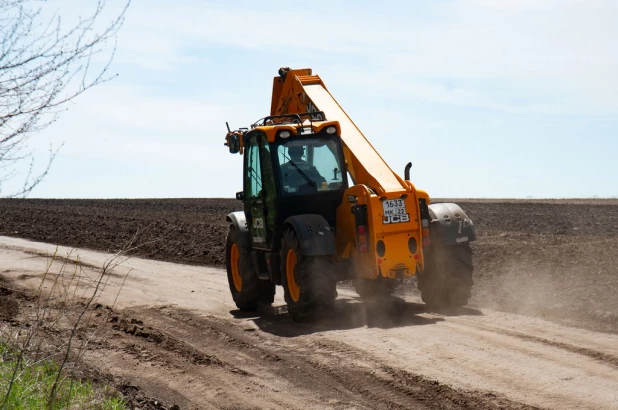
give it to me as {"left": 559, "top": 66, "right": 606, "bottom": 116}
{"left": 276, "top": 138, "right": 344, "bottom": 195}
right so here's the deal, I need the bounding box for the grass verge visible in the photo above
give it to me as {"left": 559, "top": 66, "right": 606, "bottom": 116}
{"left": 0, "top": 341, "right": 125, "bottom": 409}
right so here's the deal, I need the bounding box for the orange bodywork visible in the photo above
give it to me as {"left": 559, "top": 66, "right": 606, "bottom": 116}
{"left": 271, "top": 68, "right": 428, "bottom": 279}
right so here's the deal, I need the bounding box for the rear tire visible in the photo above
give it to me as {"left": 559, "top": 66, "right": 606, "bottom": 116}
{"left": 417, "top": 242, "right": 473, "bottom": 309}
{"left": 280, "top": 229, "right": 337, "bottom": 321}
{"left": 225, "top": 226, "right": 275, "bottom": 311}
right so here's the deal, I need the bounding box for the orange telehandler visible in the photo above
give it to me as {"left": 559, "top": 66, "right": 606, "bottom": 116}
{"left": 224, "top": 67, "right": 476, "bottom": 320}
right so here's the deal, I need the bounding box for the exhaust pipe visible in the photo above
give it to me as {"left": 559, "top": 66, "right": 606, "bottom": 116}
{"left": 404, "top": 162, "right": 412, "bottom": 180}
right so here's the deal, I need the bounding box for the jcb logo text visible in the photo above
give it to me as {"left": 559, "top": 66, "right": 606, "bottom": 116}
{"left": 252, "top": 218, "right": 264, "bottom": 229}
{"left": 383, "top": 214, "right": 410, "bottom": 224}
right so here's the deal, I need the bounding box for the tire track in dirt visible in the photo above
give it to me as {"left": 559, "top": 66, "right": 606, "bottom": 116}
{"left": 89, "top": 305, "right": 537, "bottom": 410}
{"left": 448, "top": 316, "right": 618, "bottom": 368}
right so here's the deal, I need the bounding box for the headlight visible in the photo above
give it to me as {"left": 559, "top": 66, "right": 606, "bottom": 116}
{"left": 280, "top": 130, "right": 291, "bottom": 138}
{"left": 326, "top": 126, "right": 336, "bottom": 134}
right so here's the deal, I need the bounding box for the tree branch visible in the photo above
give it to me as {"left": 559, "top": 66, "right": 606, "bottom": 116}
{"left": 0, "top": 0, "right": 130, "bottom": 197}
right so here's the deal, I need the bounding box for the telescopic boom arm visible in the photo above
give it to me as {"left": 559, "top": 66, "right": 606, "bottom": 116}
{"left": 271, "top": 67, "right": 411, "bottom": 196}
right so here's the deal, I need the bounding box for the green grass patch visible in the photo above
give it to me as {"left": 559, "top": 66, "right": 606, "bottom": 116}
{"left": 0, "top": 341, "right": 126, "bottom": 409}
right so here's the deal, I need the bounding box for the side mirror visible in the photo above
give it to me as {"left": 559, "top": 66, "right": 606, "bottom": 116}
{"left": 226, "top": 134, "right": 241, "bottom": 154}
{"left": 236, "top": 191, "right": 245, "bottom": 201}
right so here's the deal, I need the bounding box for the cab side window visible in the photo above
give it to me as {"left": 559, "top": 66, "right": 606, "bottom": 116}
{"left": 245, "top": 137, "right": 262, "bottom": 199}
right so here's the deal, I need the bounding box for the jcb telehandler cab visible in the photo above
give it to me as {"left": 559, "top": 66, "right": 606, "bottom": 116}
{"left": 224, "top": 68, "right": 476, "bottom": 320}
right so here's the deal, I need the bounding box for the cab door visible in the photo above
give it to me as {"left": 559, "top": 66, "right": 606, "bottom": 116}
{"left": 244, "top": 132, "right": 276, "bottom": 249}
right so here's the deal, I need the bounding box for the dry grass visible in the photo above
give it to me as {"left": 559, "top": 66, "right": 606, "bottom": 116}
{"left": 0, "top": 238, "right": 137, "bottom": 409}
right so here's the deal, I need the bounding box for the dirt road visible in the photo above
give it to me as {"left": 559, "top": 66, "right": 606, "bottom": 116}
{"left": 2, "top": 236, "right": 617, "bottom": 409}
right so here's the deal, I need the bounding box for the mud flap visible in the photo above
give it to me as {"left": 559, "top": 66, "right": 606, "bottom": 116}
{"left": 283, "top": 214, "right": 336, "bottom": 256}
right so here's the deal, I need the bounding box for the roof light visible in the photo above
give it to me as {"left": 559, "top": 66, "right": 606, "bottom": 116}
{"left": 280, "top": 130, "right": 291, "bottom": 139}
{"left": 326, "top": 126, "right": 336, "bottom": 134}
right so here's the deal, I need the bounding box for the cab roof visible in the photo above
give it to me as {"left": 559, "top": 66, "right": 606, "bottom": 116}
{"left": 252, "top": 120, "right": 341, "bottom": 143}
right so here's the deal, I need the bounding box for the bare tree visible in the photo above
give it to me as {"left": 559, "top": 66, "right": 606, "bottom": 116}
{"left": 0, "top": 0, "right": 130, "bottom": 197}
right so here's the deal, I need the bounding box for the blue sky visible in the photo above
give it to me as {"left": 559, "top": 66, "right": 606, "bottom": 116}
{"left": 7, "top": 0, "right": 618, "bottom": 198}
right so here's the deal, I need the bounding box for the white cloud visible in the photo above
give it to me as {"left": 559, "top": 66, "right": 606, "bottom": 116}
{"left": 105, "top": 0, "right": 618, "bottom": 116}
{"left": 65, "top": 85, "right": 228, "bottom": 133}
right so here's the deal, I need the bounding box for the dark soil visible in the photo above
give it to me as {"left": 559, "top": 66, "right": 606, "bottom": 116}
{"left": 1, "top": 198, "right": 617, "bottom": 332}
{"left": 0, "top": 198, "right": 238, "bottom": 267}
{"left": 456, "top": 199, "right": 618, "bottom": 333}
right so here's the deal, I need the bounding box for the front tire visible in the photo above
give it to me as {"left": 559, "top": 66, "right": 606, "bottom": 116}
{"left": 417, "top": 243, "right": 473, "bottom": 309}
{"left": 280, "top": 229, "right": 336, "bottom": 321}
{"left": 226, "top": 226, "right": 274, "bottom": 311}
